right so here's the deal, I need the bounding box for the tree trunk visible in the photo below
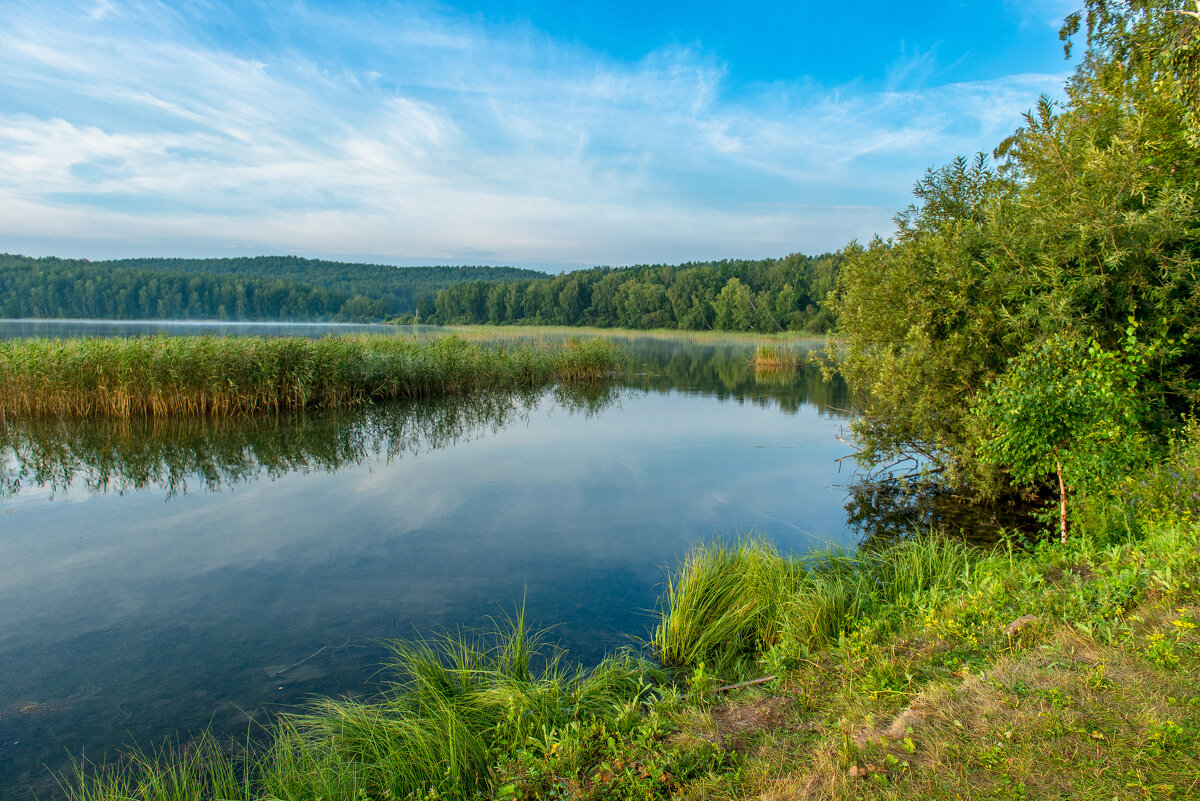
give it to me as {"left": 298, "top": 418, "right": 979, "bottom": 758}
{"left": 1057, "top": 460, "right": 1068, "bottom": 544}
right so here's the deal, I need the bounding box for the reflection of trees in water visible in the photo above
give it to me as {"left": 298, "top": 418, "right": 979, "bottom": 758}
{"left": 0, "top": 383, "right": 620, "bottom": 499}
{"left": 614, "top": 338, "right": 850, "bottom": 416}
{"left": 846, "top": 478, "right": 1039, "bottom": 550}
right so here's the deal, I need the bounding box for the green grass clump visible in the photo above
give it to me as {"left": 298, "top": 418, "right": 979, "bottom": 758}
{"left": 0, "top": 334, "right": 619, "bottom": 417}
{"left": 652, "top": 540, "right": 801, "bottom": 677}
{"left": 67, "top": 615, "right": 662, "bottom": 801}
{"left": 652, "top": 535, "right": 974, "bottom": 679}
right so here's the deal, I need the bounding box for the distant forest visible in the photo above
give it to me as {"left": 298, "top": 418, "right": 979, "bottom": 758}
{"left": 0, "top": 254, "right": 545, "bottom": 322}
{"left": 1, "top": 251, "right": 841, "bottom": 331}
{"left": 426, "top": 253, "right": 842, "bottom": 333}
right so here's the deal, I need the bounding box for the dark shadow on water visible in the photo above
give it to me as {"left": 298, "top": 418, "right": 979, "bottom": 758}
{"left": 845, "top": 478, "right": 1042, "bottom": 550}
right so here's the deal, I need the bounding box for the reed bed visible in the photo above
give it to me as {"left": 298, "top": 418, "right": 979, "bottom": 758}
{"left": 67, "top": 615, "right": 661, "bottom": 801}
{"left": 0, "top": 334, "right": 619, "bottom": 418}
{"left": 750, "top": 344, "right": 800, "bottom": 369}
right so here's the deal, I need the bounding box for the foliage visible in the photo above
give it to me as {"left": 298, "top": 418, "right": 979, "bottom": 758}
{"left": 828, "top": 0, "right": 1200, "bottom": 491}
{"left": 825, "top": 155, "right": 1013, "bottom": 485}
{"left": 0, "top": 253, "right": 544, "bottom": 321}
{"left": 432, "top": 253, "right": 842, "bottom": 333}
{"left": 975, "top": 323, "right": 1158, "bottom": 538}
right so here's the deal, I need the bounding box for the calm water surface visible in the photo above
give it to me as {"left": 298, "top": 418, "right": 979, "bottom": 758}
{"left": 1, "top": 323, "right": 854, "bottom": 799}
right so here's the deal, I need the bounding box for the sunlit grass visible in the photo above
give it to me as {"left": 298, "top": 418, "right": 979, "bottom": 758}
{"left": 0, "top": 334, "right": 619, "bottom": 417}
{"left": 751, "top": 344, "right": 801, "bottom": 369}
{"left": 66, "top": 614, "right": 662, "bottom": 801}
{"left": 653, "top": 535, "right": 976, "bottom": 678}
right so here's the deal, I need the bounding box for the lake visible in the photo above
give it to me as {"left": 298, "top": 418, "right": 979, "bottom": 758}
{"left": 0, "top": 322, "right": 856, "bottom": 799}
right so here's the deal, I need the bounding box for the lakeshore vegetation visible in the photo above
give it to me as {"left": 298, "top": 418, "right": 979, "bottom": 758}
{"left": 0, "top": 335, "right": 618, "bottom": 417}
{"left": 0, "top": 251, "right": 842, "bottom": 333}
{"left": 15, "top": 0, "right": 1200, "bottom": 798}
{"left": 65, "top": 437, "right": 1200, "bottom": 799}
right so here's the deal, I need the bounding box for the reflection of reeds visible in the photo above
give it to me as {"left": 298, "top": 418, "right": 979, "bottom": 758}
{"left": 68, "top": 615, "right": 661, "bottom": 801}
{"left": 0, "top": 335, "right": 619, "bottom": 418}
{"left": 0, "top": 383, "right": 622, "bottom": 498}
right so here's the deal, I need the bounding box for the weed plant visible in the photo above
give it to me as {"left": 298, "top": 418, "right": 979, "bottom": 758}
{"left": 0, "top": 335, "right": 618, "bottom": 417}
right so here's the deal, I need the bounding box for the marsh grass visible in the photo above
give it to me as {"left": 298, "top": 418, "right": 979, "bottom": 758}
{"left": 0, "top": 334, "right": 618, "bottom": 417}
{"left": 652, "top": 540, "right": 800, "bottom": 677}
{"left": 67, "top": 615, "right": 662, "bottom": 801}
{"left": 653, "top": 536, "right": 976, "bottom": 678}
{"left": 751, "top": 344, "right": 800, "bottom": 369}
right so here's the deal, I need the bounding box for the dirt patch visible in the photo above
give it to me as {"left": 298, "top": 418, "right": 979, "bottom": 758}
{"left": 682, "top": 696, "right": 795, "bottom": 753}
{"left": 1044, "top": 564, "right": 1096, "bottom": 584}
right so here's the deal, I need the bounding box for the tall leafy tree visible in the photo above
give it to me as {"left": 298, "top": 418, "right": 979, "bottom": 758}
{"left": 830, "top": 0, "right": 1200, "bottom": 495}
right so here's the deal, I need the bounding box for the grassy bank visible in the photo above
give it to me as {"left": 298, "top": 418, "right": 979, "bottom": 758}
{"left": 0, "top": 334, "right": 618, "bottom": 417}
{"left": 62, "top": 437, "right": 1200, "bottom": 800}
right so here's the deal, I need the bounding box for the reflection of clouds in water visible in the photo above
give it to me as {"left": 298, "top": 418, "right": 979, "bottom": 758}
{"left": 0, "top": 335, "right": 860, "bottom": 799}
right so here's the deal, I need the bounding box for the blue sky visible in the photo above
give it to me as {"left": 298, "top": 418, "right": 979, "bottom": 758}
{"left": 0, "top": 0, "right": 1078, "bottom": 270}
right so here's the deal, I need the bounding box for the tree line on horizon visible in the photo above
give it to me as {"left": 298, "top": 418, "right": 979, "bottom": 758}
{"left": 424, "top": 253, "right": 842, "bottom": 333}
{"left": 0, "top": 254, "right": 544, "bottom": 322}
{"left": 0, "top": 251, "right": 843, "bottom": 333}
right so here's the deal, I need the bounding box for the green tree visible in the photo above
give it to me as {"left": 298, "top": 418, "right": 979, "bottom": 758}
{"left": 714, "top": 277, "right": 754, "bottom": 331}
{"left": 829, "top": 0, "right": 1200, "bottom": 492}
{"left": 975, "top": 324, "right": 1155, "bottom": 542}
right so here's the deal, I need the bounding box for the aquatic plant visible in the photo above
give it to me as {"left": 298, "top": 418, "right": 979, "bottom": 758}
{"left": 0, "top": 334, "right": 619, "bottom": 418}
{"left": 652, "top": 539, "right": 801, "bottom": 676}
{"left": 750, "top": 344, "right": 799, "bottom": 369}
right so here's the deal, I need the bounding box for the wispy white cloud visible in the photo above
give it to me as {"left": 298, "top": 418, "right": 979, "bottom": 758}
{"left": 0, "top": 0, "right": 1068, "bottom": 267}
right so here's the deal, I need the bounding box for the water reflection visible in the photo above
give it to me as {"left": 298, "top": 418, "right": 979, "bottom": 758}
{"left": 0, "top": 330, "right": 855, "bottom": 801}
{"left": 845, "top": 478, "right": 1040, "bottom": 549}
{"left": 615, "top": 337, "right": 846, "bottom": 414}
{"left": 1, "top": 385, "right": 618, "bottom": 500}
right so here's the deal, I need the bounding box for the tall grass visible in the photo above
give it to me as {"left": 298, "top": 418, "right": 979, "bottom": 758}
{"left": 653, "top": 535, "right": 976, "bottom": 677}
{"left": 0, "top": 334, "right": 619, "bottom": 418}
{"left": 652, "top": 540, "right": 800, "bottom": 676}
{"left": 67, "top": 615, "right": 661, "bottom": 801}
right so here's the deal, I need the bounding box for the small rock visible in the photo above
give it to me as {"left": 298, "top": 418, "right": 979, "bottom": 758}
{"left": 1005, "top": 615, "right": 1039, "bottom": 637}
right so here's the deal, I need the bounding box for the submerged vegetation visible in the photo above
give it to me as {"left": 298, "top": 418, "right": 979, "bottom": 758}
{"left": 0, "top": 334, "right": 618, "bottom": 418}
